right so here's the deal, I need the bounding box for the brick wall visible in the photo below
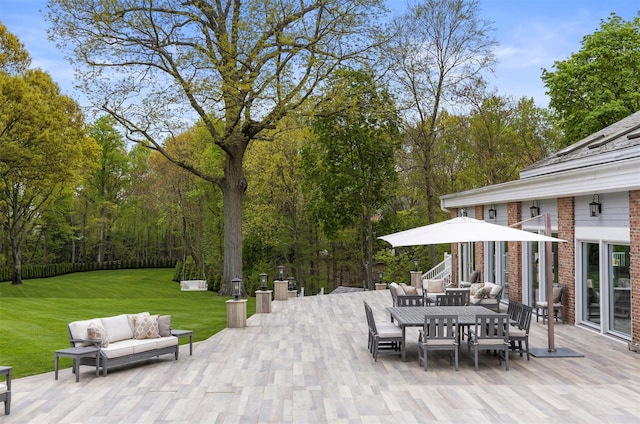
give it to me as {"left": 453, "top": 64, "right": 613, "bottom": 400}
{"left": 475, "top": 205, "right": 485, "bottom": 281}
{"left": 630, "top": 191, "right": 640, "bottom": 344}
{"left": 507, "top": 202, "right": 523, "bottom": 303}
{"left": 557, "top": 197, "right": 576, "bottom": 324}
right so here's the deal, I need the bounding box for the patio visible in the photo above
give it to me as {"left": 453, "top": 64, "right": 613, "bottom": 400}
{"left": 4, "top": 289, "right": 640, "bottom": 423}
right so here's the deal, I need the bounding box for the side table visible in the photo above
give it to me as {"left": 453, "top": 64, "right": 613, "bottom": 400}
{"left": 54, "top": 346, "right": 100, "bottom": 382}
{"left": 171, "top": 329, "right": 193, "bottom": 355}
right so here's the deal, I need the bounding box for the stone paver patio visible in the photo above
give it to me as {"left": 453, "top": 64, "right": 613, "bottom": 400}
{"left": 4, "top": 289, "right": 640, "bottom": 423}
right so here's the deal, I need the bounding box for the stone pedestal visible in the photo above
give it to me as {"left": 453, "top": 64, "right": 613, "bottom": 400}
{"left": 411, "top": 271, "right": 422, "bottom": 289}
{"left": 226, "top": 299, "right": 247, "bottom": 328}
{"left": 256, "top": 290, "right": 272, "bottom": 313}
{"left": 274, "top": 280, "right": 289, "bottom": 301}
{"left": 375, "top": 283, "right": 387, "bottom": 290}
{"left": 288, "top": 290, "right": 298, "bottom": 298}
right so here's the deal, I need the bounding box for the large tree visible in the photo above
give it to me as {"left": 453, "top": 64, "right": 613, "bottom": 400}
{"left": 302, "top": 68, "right": 400, "bottom": 289}
{"left": 383, "top": 0, "right": 497, "bottom": 267}
{"left": 0, "top": 24, "right": 95, "bottom": 284}
{"left": 542, "top": 13, "right": 640, "bottom": 144}
{"left": 47, "top": 0, "right": 387, "bottom": 294}
{"left": 85, "top": 116, "right": 130, "bottom": 263}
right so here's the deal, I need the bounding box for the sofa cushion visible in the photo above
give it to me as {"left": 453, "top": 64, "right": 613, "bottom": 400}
{"left": 133, "top": 314, "right": 160, "bottom": 339}
{"left": 87, "top": 320, "right": 109, "bottom": 348}
{"left": 393, "top": 283, "right": 405, "bottom": 296}
{"left": 158, "top": 315, "right": 172, "bottom": 337}
{"left": 68, "top": 319, "right": 97, "bottom": 347}
{"left": 425, "top": 279, "right": 445, "bottom": 293}
{"left": 102, "top": 314, "right": 133, "bottom": 343}
{"left": 100, "top": 339, "right": 138, "bottom": 358}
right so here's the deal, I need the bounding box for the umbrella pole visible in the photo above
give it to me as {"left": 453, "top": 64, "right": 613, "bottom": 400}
{"left": 545, "top": 213, "right": 555, "bottom": 352}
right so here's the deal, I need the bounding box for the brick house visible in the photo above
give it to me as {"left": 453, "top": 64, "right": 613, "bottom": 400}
{"left": 440, "top": 110, "right": 640, "bottom": 345}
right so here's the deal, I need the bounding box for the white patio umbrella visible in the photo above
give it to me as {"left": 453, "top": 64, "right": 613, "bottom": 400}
{"left": 379, "top": 216, "right": 578, "bottom": 357}
{"left": 378, "top": 216, "right": 566, "bottom": 247}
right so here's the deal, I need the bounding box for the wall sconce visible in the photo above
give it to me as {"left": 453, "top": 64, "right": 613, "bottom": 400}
{"left": 231, "top": 278, "right": 241, "bottom": 300}
{"left": 277, "top": 265, "right": 284, "bottom": 281}
{"left": 259, "top": 273, "right": 267, "bottom": 291}
{"left": 589, "top": 194, "right": 602, "bottom": 217}
{"left": 530, "top": 200, "right": 540, "bottom": 218}
{"left": 488, "top": 205, "right": 497, "bottom": 220}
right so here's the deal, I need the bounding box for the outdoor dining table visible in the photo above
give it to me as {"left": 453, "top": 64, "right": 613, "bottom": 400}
{"left": 387, "top": 305, "right": 499, "bottom": 361}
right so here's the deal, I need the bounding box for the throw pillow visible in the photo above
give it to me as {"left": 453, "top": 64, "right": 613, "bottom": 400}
{"left": 474, "top": 286, "right": 492, "bottom": 299}
{"left": 469, "top": 283, "right": 484, "bottom": 296}
{"left": 393, "top": 283, "right": 406, "bottom": 296}
{"left": 127, "top": 312, "right": 150, "bottom": 333}
{"left": 158, "top": 315, "right": 172, "bottom": 337}
{"left": 134, "top": 314, "right": 160, "bottom": 339}
{"left": 426, "top": 279, "right": 445, "bottom": 293}
{"left": 488, "top": 284, "right": 502, "bottom": 299}
{"left": 401, "top": 285, "right": 418, "bottom": 295}
{"left": 87, "top": 320, "right": 109, "bottom": 348}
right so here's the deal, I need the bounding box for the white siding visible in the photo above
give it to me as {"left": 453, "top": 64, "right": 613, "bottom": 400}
{"left": 575, "top": 192, "right": 629, "bottom": 228}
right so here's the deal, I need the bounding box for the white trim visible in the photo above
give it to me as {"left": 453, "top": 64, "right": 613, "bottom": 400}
{"left": 440, "top": 158, "right": 640, "bottom": 209}
{"left": 575, "top": 226, "right": 629, "bottom": 243}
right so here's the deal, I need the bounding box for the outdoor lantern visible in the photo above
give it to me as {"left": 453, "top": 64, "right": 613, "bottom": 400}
{"left": 589, "top": 195, "right": 602, "bottom": 217}
{"left": 414, "top": 259, "right": 419, "bottom": 272}
{"left": 488, "top": 205, "right": 497, "bottom": 220}
{"left": 277, "top": 265, "right": 285, "bottom": 281}
{"left": 259, "top": 273, "right": 267, "bottom": 291}
{"left": 287, "top": 277, "right": 294, "bottom": 291}
{"left": 530, "top": 200, "right": 540, "bottom": 218}
{"left": 378, "top": 270, "right": 383, "bottom": 284}
{"left": 231, "top": 278, "right": 241, "bottom": 300}
{"left": 458, "top": 208, "right": 467, "bottom": 217}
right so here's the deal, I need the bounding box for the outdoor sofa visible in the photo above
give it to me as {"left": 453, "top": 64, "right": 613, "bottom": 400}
{"left": 67, "top": 312, "right": 179, "bottom": 376}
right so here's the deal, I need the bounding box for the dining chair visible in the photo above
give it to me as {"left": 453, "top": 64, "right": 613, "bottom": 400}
{"left": 467, "top": 314, "right": 510, "bottom": 371}
{"left": 436, "top": 292, "right": 466, "bottom": 306}
{"left": 363, "top": 301, "right": 403, "bottom": 361}
{"left": 535, "top": 284, "right": 565, "bottom": 324}
{"left": 418, "top": 315, "right": 458, "bottom": 371}
{"left": 507, "top": 299, "right": 523, "bottom": 326}
{"left": 397, "top": 295, "right": 425, "bottom": 307}
{"left": 509, "top": 304, "right": 533, "bottom": 360}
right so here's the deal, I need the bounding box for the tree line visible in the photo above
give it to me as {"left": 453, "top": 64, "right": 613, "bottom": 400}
{"left": 2, "top": 1, "right": 639, "bottom": 293}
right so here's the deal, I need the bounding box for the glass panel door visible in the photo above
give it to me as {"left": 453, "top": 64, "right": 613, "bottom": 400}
{"left": 582, "top": 242, "right": 600, "bottom": 325}
{"left": 609, "top": 245, "right": 631, "bottom": 336}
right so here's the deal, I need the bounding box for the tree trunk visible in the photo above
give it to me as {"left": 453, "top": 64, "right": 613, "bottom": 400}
{"left": 10, "top": 233, "right": 23, "bottom": 285}
{"left": 97, "top": 206, "right": 106, "bottom": 263}
{"left": 219, "top": 152, "right": 247, "bottom": 296}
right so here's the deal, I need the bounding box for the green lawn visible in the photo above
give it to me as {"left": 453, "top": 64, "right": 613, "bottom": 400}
{"left": 0, "top": 268, "right": 255, "bottom": 378}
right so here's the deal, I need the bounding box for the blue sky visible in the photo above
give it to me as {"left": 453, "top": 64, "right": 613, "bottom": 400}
{"left": 1, "top": 0, "right": 639, "bottom": 108}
